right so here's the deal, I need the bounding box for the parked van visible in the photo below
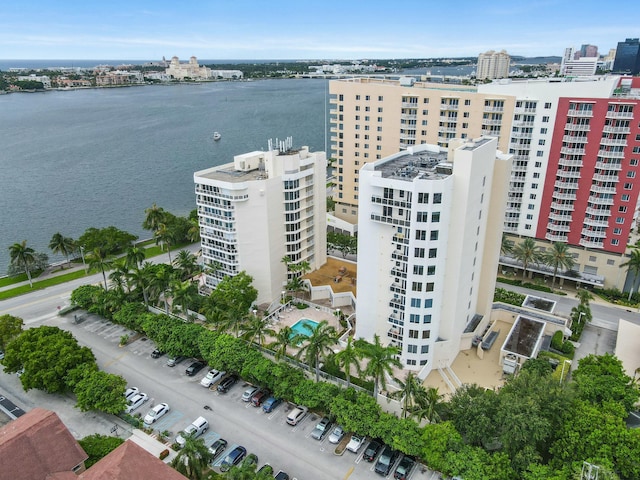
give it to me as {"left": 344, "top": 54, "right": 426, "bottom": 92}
{"left": 175, "top": 416, "right": 209, "bottom": 447}
{"left": 286, "top": 405, "right": 308, "bottom": 426}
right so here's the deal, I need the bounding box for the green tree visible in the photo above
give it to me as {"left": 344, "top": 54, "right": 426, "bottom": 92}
{"left": 620, "top": 248, "right": 640, "bottom": 301}
{"left": 48, "top": 232, "right": 75, "bottom": 267}
{"left": 413, "top": 386, "right": 444, "bottom": 424}
{"left": 447, "top": 384, "right": 499, "bottom": 447}
{"left": 333, "top": 336, "right": 362, "bottom": 389}
{"left": 357, "top": 335, "right": 402, "bottom": 397}
{"left": 108, "top": 258, "right": 130, "bottom": 294}
{"left": 2, "top": 326, "right": 96, "bottom": 393}
{"left": 151, "top": 264, "right": 177, "bottom": 314}
{"left": 74, "top": 369, "right": 127, "bottom": 414}
{"left": 208, "top": 271, "right": 258, "bottom": 320}
{"left": 125, "top": 246, "right": 146, "bottom": 270}
{"left": 268, "top": 326, "right": 301, "bottom": 361}
{"left": 241, "top": 313, "right": 275, "bottom": 346}
{"left": 500, "top": 233, "right": 514, "bottom": 256}
{"left": 174, "top": 249, "right": 200, "bottom": 280}
{"left": 0, "top": 314, "right": 23, "bottom": 350}
{"left": 78, "top": 434, "right": 124, "bottom": 468}
{"left": 170, "top": 279, "right": 199, "bottom": 316}
{"left": 296, "top": 320, "right": 338, "bottom": 382}
{"left": 544, "top": 242, "right": 575, "bottom": 288}
{"left": 170, "top": 434, "right": 212, "bottom": 480}
{"left": 87, "top": 246, "right": 113, "bottom": 290}
{"left": 390, "top": 371, "right": 428, "bottom": 420}
{"left": 8, "top": 240, "right": 36, "bottom": 287}
{"left": 142, "top": 203, "right": 166, "bottom": 233}
{"left": 154, "top": 222, "right": 175, "bottom": 263}
{"left": 512, "top": 238, "right": 544, "bottom": 281}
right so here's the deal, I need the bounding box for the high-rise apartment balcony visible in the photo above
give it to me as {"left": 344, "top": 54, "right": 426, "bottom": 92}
{"left": 505, "top": 206, "right": 521, "bottom": 213}
{"left": 482, "top": 119, "right": 503, "bottom": 126}
{"left": 579, "top": 238, "right": 604, "bottom": 249}
{"left": 551, "top": 201, "right": 575, "bottom": 211}
{"left": 512, "top": 119, "right": 535, "bottom": 127}
{"left": 549, "top": 212, "right": 573, "bottom": 222}
{"left": 581, "top": 228, "right": 607, "bottom": 238}
{"left": 598, "top": 149, "right": 625, "bottom": 159}
{"left": 560, "top": 146, "right": 586, "bottom": 156}
{"left": 592, "top": 173, "right": 619, "bottom": 182}
{"left": 547, "top": 222, "right": 571, "bottom": 232}
{"left": 400, "top": 133, "right": 416, "bottom": 140}
{"left": 371, "top": 195, "right": 412, "bottom": 209}
{"left": 595, "top": 161, "right": 622, "bottom": 171}
{"left": 583, "top": 217, "right": 609, "bottom": 228}
{"left": 546, "top": 232, "right": 569, "bottom": 242}
{"left": 390, "top": 267, "right": 407, "bottom": 278}
{"left": 400, "top": 113, "right": 417, "bottom": 120}
{"left": 511, "top": 131, "right": 533, "bottom": 139}
{"left": 567, "top": 109, "right": 593, "bottom": 117}
{"left": 600, "top": 138, "right": 628, "bottom": 147}
{"left": 387, "top": 328, "right": 403, "bottom": 342}
{"left": 557, "top": 158, "right": 584, "bottom": 168}
{"left": 552, "top": 191, "right": 577, "bottom": 201}
{"left": 509, "top": 186, "right": 525, "bottom": 193}
{"left": 602, "top": 125, "right": 630, "bottom": 134}
{"left": 389, "top": 299, "right": 405, "bottom": 310}
{"left": 438, "top": 126, "right": 457, "bottom": 134}
{"left": 562, "top": 135, "right": 588, "bottom": 144}
{"left": 585, "top": 206, "right": 611, "bottom": 217}
{"left": 503, "top": 224, "right": 519, "bottom": 233}
{"left": 605, "top": 110, "right": 634, "bottom": 119}
{"left": 481, "top": 129, "right": 501, "bottom": 137}
{"left": 556, "top": 170, "right": 581, "bottom": 179}
{"left": 590, "top": 185, "right": 617, "bottom": 195}
{"left": 389, "top": 283, "right": 406, "bottom": 295}
{"left": 401, "top": 101, "right": 419, "bottom": 108}
{"left": 564, "top": 123, "right": 590, "bottom": 132}
{"left": 511, "top": 154, "right": 530, "bottom": 162}
{"left": 588, "top": 196, "right": 614, "bottom": 206}
{"left": 511, "top": 164, "right": 528, "bottom": 172}
{"left": 514, "top": 106, "right": 537, "bottom": 114}
{"left": 554, "top": 180, "right": 579, "bottom": 190}
{"left": 440, "top": 104, "right": 459, "bottom": 110}
{"left": 484, "top": 106, "right": 504, "bottom": 112}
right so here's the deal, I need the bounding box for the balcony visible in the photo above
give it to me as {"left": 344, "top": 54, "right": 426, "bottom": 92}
{"left": 511, "top": 164, "right": 528, "bottom": 172}
{"left": 579, "top": 238, "right": 604, "bottom": 249}
{"left": 560, "top": 146, "right": 585, "bottom": 156}
{"left": 567, "top": 108, "right": 593, "bottom": 117}
{"left": 556, "top": 170, "right": 581, "bottom": 179}
{"left": 506, "top": 206, "right": 521, "bottom": 213}
{"left": 401, "top": 113, "right": 417, "bottom": 121}
{"left": 484, "top": 106, "right": 504, "bottom": 112}
{"left": 595, "top": 161, "right": 622, "bottom": 171}
{"left": 482, "top": 119, "right": 503, "bottom": 126}
{"left": 514, "top": 107, "right": 537, "bottom": 114}
{"left": 440, "top": 104, "right": 459, "bottom": 110}
{"left": 401, "top": 101, "right": 419, "bottom": 108}
{"left": 600, "top": 138, "right": 628, "bottom": 147}
{"left": 547, "top": 222, "right": 571, "bottom": 232}
{"left": 511, "top": 131, "right": 533, "bottom": 139}
{"left": 481, "top": 129, "right": 501, "bottom": 137}
{"left": 390, "top": 268, "right": 407, "bottom": 279}
{"left": 585, "top": 206, "right": 611, "bottom": 216}
{"left": 546, "top": 233, "right": 568, "bottom": 242}
{"left": 602, "top": 125, "right": 630, "bottom": 134}
{"left": 588, "top": 196, "right": 614, "bottom": 206}
{"left": 583, "top": 217, "right": 609, "bottom": 228}
{"left": 400, "top": 132, "right": 416, "bottom": 140}
{"left": 590, "top": 185, "right": 617, "bottom": 195}
{"left": 438, "top": 126, "right": 457, "bottom": 134}
{"left": 592, "top": 173, "right": 619, "bottom": 182}
{"left": 598, "top": 149, "right": 625, "bottom": 159}
{"left": 562, "top": 135, "right": 588, "bottom": 144}
{"left": 552, "top": 191, "right": 577, "bottom": 201}
{"left": 509, "top": 186, "right": 524, "bottom": 193}
{"left": 554, "top": 180, "right": 579, "bottom": 190}
{"left": 503, "top": 224, "right": 519, "bottom": 233}
{"left": 551, "top": 201, "right": 575, "bottom": 211}
{"left": 581, "top": 228, "right": 607, "bottom": 238}
{"left": 606, "top": 110, "right": 634, "bottom": 119}
{"left": 549, "top": 212, "right": 573, "bottom": 222}
{"left": 564, "top": 123, "right": 590, "bottom": 132}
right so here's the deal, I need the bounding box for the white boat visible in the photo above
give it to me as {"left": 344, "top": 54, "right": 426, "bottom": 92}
{"left": 213, "top": 132, "right": 221, "bottom": 141}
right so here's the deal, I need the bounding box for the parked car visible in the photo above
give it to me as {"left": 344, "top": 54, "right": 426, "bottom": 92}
{"left": 346, "top": 434, "right": 365, "bottom": 453}
{"left": 311, "top": 416, "right": 332, "bottom": 440}
{"left": 328, "top": 426, "right": 345, "bottom": 444}
{"left": 286, "top": 405, "right": 308, "bottom": 426}
{"left": 166, "top": 355, "right": 186, "bottom": 367}
{"left": 363, "top": 439, "right": 383, "bottom": 462}
{"left": 217, "top": 374, "right": 238, "bottom": 393}
{"left": 175, "top": 416, "right": 209, "bottom": 448}
{"left": 143, "top": 402, "right": 170, "bottom": 425}
{"left": 241, "top": 453, "right": 258, "bottom": 469}
{"left": 200, "top": 369, "right": 226, "bottom": 387}
{"left": 261, "top": 396, "right": 282, "bottom": 413}
{"left": 274, "top": 471, "right": 290, "bottom": 480}
{"left": 375, "top": 445, "right": 399, "bottom": 475}
{"left": 150, "top": 349, "right": 164, "bottom": 358}
{"left": 251, "top": 389, "right": 269, "bottom": 407}
{"left": 219, "top": 445, "right": 246, "bottom": 472}
{"left": 241, "top": 385, "right": 259, "bottom": 402}
{"left": 208, "top": 438, "right": 228, "bottom": 461}
{"left": 125, "top": 393, "right": 148, "bottom": 414}
{"left": 394, "top": 455, "right": 415, "bottom": 480}
{"left": 257, "top": 464, "right": 273, "bottom": 475}
{"left": 186, "top": 361, "right": 206, "bottom": 376}
{"left": 124, "top": 387, "right": 139, "bottom": 401}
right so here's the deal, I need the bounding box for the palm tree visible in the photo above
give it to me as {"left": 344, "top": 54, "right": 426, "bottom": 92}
{"left": 174, "top": 249, "right": 200, "bottom": 280}
{"left": 269, "top": 326, "right": 302, "bottom": 361}
{"left": 128, "top": 265, "right": 150, "bottom": 305}
{"left": 154, "top": 222, "right": 175, "bottom": 263}
{"left": 500, "top": 233, "right": 514, "bottom": 256}
{"left": 297, "top": 320, "right": 338, "bottom": 382}
{"left": 620, "top": 249, "right": 640, "bottom": 301}
{"left": 170, "top": 434, "right": 211, "bottom": 480}
{"left": 142, "top": 203, "right": 166, "bottom": 233}
{"left": 286, "top": 276, "right": 309, "bottom": 300}
{"left": 544, "top": 242, "right": 575, "bottom": 288}
{"left": 125, "top": 246, "right": 146, "bottom": 270}
{"left": 334, "top": 336, "right": 362, "bottom": 389}
{"left": 87, "top": 247, "right": 112, "bottom": 290}
{"left": 108, "top": 258, "right": 130, "bottom": 294}
{"left": 512, "top": 238, "right": 544, "bottom": 281}
{"left": 357, "top": 335, "right": 402, "bottom": 398}
{"left": 170, "top": 280, "right": 198, "bottom": 316}
{"left": 187, "top": 218, "right": 200, "bottom": 243}
{"left": 8, "top": 240, "right": 36, "bottom": 287}
{"left": 389, "top": 371, "right": 427, "bottom": 420}
{"left": 48, "top": 233, "right": 75, "bottom": 267}
{"left": 151, "top": 265, "right": 175, "bottom": 314}
{"left": 241, "top": 313, "right": 275, "bottom": 346}
{"left": 412, "top": 387, "right": 443, "bottom": 423}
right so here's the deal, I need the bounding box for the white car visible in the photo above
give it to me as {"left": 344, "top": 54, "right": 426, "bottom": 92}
{"left": 125, "top": 393, "right": 148, "bottom": 414}
{"left": 124, "top": 387, "right": 139, "bottom": 401}
{"left": 200, "top": 369, "right": 226, "bottom": 388}
{"left": 144, "top": 402, "right": 170, "bottom": 424}
{"left": 328, "top": 425, "right": 345, "bottom": 444}
{"left": 346, "top": 434, "right": 365, "bottom": 453}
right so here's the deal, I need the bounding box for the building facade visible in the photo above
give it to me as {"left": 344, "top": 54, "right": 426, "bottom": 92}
{"left": 613, "top": 38, "right": 640, "bottom": 75}
{"left": 194, "top": 141, "right": 327, "bottom": 303}
{"left": 560, "top": 57, "right": 598, "bottom": 77}
{"left": 355, "top": 139, "right": 511, "bottom": 377}
{"left": 166, "top": 56, "right": 211, "bottom": 80}
{"left": 476, "top": 50, "right": 511, "bottom": 80}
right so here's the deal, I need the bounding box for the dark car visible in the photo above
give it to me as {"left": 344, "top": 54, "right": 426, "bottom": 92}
{"left": 219, "top": 445, "right": 246, "bottom": 472}
{"left": 217, "top": 374, "right": 238, "bottom": 393}
{"left": 274, "top": 472, "right": 290, "bottom": 480}
{"left": 394, "top": 455, "right": 415, "bottom": 480}
{"left": 261, "top": 396, "right": 282, "bottom": 413}
{"left": 250, "top": 389, "right": 269, "bottom": 407}
{"left": 363, "top": 439, "right": 383, "bottom": 462}
{"left": 208, "top": 438, "right": 228, "bottom": 461}
{"left": 151, "top": 349, "right": 164, "bottom": 358}
{"left": 310, "top": 416, "right": 332, "bottom": 440}
{"left": 186, "top": 361, "right": 206, "bottom": 376}
{"left": 374, "top": 445, "right": 399, "bottom": 476}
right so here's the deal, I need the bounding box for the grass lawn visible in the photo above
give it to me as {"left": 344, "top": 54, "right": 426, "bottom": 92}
{"left": 0, "top": 269, "right": 90, "bottom": 300}
{"left": 0, "top": 270, "right": 44, "bottom": 288}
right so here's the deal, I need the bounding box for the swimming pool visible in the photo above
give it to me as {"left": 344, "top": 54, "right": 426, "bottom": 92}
{"left": 290, "top": 318, "right": 319, "bottom": 338}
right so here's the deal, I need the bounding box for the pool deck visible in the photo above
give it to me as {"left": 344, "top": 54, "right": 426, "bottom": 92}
{"left": 270, "top": 304, "right": 342, "bottom": 333}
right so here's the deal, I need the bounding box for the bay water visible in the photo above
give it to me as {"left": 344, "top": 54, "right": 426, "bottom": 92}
{"left": 0, "top": 79, "right": 328, "bottom": 272}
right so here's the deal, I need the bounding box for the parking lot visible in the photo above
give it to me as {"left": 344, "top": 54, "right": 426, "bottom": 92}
{"left": 2, "top": 312, "right": 441, "bottom": 480}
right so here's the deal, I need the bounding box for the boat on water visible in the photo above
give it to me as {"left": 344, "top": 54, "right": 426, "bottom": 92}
{"left": 213, "top": 132, "right": 221, "bottom": 141}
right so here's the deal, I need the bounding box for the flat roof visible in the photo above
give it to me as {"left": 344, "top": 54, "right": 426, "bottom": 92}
{"left": 195, "top": 164, "right": 267, "bottom": 184}
{"left": 374, "top": 149, "right": 451, "bottom": 181}
{"left": 503, "top": 316, "right": 545, "bottom": 358}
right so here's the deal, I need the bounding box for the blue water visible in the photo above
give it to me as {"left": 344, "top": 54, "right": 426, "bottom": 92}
{"left": 290, "top": 318, "right": 319, "bottom": 338}
{"left": 0, "top": 79, "right": 329, "bottom": 272}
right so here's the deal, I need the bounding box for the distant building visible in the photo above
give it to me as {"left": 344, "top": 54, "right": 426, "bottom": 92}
{"left": 166, "top": 56, "right": 211, "bottom": 80}
{"left": 210, "top": 69, "right": 244, "bottom": 80}
{"left": 476, "top": 50, "right": 510, "bottom": 80}
{"left": 578, "top": 44, "right": 599, "bottom": 58}
{"left": 355, "top": 138, "right": 511, "bottom": 376}
{"left": 16, "top": 74, "right": 51, "bottom": 89}
{"left": 613, "top": 38, "right": 640, "bottom": 74}
{"left": 194, "top": 140, "right": 327, "bottom": 303}
{"left": 560, "top": 56, "right": 598, "bottom": 76}
{"left": 95, "top": 70, "right": 144, "bottom": 86}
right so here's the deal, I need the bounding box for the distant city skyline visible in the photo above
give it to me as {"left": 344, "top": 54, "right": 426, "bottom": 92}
{"left": 1, "top": 0, "right": 638, "bottom": 60}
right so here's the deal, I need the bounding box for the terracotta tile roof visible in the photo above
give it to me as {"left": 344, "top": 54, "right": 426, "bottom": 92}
{"left": 79, "top": 440, "right": 187, "bottom": 480}
{"left": 0, "top": 408, "right": 88, "bottom": 480}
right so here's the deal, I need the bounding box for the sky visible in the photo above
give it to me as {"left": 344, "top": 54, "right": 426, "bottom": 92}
{"left": 1, "top": 0, "right": 639, "bottom": 61}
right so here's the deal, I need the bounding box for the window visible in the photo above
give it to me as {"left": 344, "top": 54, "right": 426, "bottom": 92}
{"left": 418, "top": 192, "right": 429, "bottom": 203}
{"left": 533, "top": 172, "right": 540, "bottom": 178}
{"left": 589, "top": 255, "right": 596, "bottom": 262}
{"left": 614, "top": 228, "right": 622, "bottom": 235}
{"left": 616, "top": 217, "right": 624, "bottom": 224}
{"left": 433, "top": 193, "right": 442, "bottom": 204}
{"left": 535, "top": 161, "right": 542, "bottom": 167}
{"left": 417, "top": 212, "right": 429, "bottom": 222}
{"left": 415, "top": 230, "right": 426, "bottom": 240}
{"left": 423, "top": 98, "right": 429, "bottom": 104}
{"left": 465, "top": 99, "right": 471, "bottom": 106}
{"left": 607, "top": 259, "right": 615, "bottom": 265}
{"left": 427, "top": 266, "right": 435, "bottom": 275}
{"left": 432, "top": 212, "right": 440, "bottom": 222}
{"left": 538, "top": 139, "right": 545, "bottom": 145}
{"left": 421, "top": 345, "right": 429, "bottom": 353}
{"left": 412, "top": 282, "right": 422, "bottom": 292}
{"left": 462, "top": 123, "right": 468, "bottom": 129}
{"left": 542, "top": 116, "right": 549, "bottom": 123}
{"left": 422, "top": 330, "right": 430, "bottom": 339}
{"left": 537, "top": 151, "right": 544, "bottom": 157}
{"left": 631, "top": 159, "right": 639, "bottom": 166}
{"left": 429, "top": 248, "right": 437, "bottom": 258}
{"left": 378, "top": 96, "right": 383, "bottom": 101}
{"left": 378, "top": 107, "right": 383, "bottom": 113}
{"left": 463, "top": 112, "right": 469, "bottom": 118}
{"left": 407, "top": 345, "right": 417, "bottom": 353}
{"left": 634, "top": 146, "right": 640, "bottom": 154}
{"left": 540, "top": 128, "right": 548, "bottom": 134}
{"left": 619, "top": 205, "right": 628, "bottom": 213}
{"left": 624, "top": 182, "right": 633, "bottom": 190}
{"left": 622, "top": 194, "right": 630, "bottom": 201}
{"left": 430, "top": 230, "right": 439, "bottom": 240}
{"left": 526, "top": 214, "right": 533, "bottom": 220}
{"left": 408, "top": 330, "right": 418, "bottom": 339}
{"left": 627, "top": 171, "right": 636, "bottom": 178}
{"left": 545, "top": 102, "right": 552, "bottom": 109}
{"left": 530, "top": 194, "right": 537, "bottom": 199}
{"left": 413, "top": 265, "right": 424, "bottom": 275}
{"left": 423, "top": 315, "right": 431, "bottom": 323}
{"left": 414, "top": 248, "right": 425, "bottom": 258}
{"left": 410, "top": 314, "right": 420, "bottom": 323}
{"left": 424, "top": 299, "right": 433, "bottom": 308}
{"left": 612, "top": 239, "right": 619, "bottom": 246}
{"left": 410, "top": 298, "right": 421, "bottom": 308}
{"left": 425, "top": 282, "right": 434, "bottom": 292}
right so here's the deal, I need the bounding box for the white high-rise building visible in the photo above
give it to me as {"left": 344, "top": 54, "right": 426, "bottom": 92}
{"left": 194, "top": 140, "right": 327, "bottom": 303}
{"left": 477, "top": 50, "right": 511, "bottom": 80}
{"left": 355, "top": 138, "right": 511, "bottom": 378}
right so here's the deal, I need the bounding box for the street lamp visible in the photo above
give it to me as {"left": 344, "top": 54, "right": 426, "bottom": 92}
{"left": 559, "top": 359, "right": 572, "bottom": 385}
{"left": 281, "top": 290, "right": 286, "bottom": 305}
{"left": 578, "top": 311, "right": 585, "bottom": 324}
{"left": 79, "top": 246, "right": 87, "bottom": 273}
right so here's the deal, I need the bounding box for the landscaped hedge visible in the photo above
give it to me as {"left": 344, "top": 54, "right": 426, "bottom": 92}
{"left": 493, "top": 288, "right": 526, "bottom": 306}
